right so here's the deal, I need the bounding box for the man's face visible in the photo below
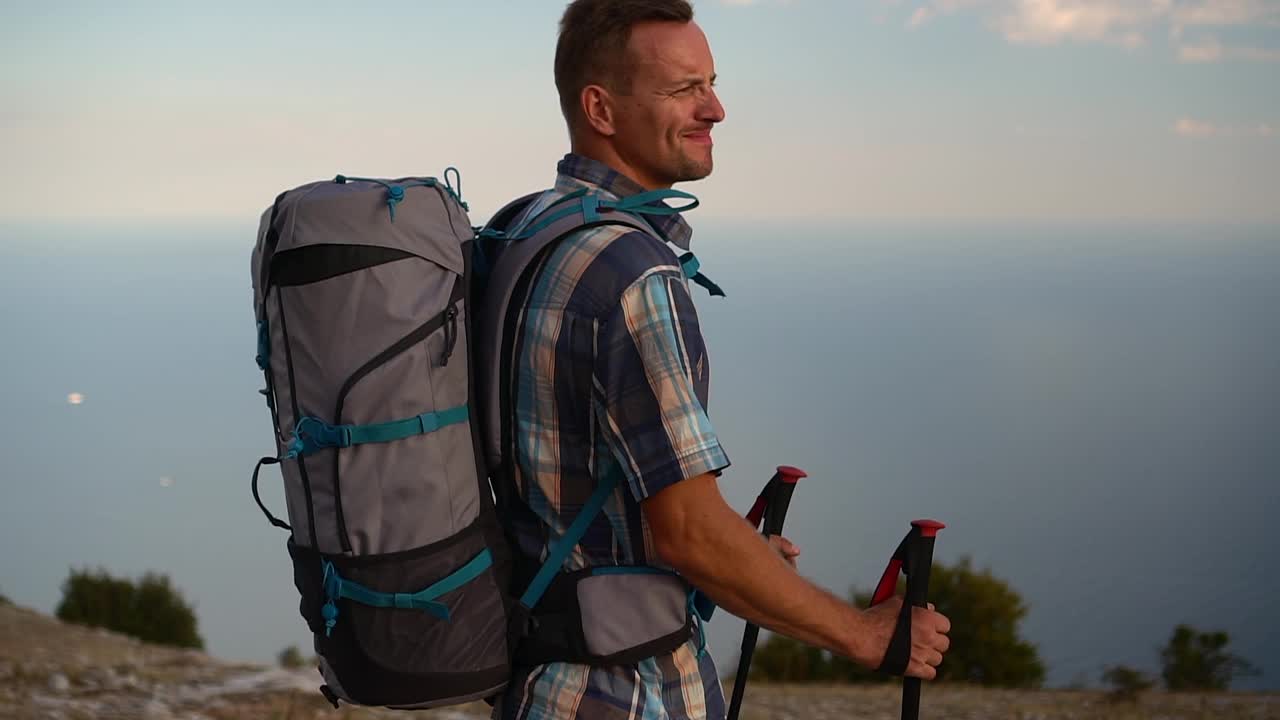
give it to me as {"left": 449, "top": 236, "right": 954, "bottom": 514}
{"left": 610, "top": 20, "right": 725, "bottom": 189}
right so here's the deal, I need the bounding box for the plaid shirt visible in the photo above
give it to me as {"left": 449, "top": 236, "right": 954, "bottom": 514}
{"left": 492, "top": 154, "right": 731, "bottom": 720}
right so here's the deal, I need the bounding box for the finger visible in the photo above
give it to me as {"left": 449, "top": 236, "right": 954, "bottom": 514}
{"left": 917, "top": 606, "right": 950, "bottom": 634}
{"left": 927, "top": 602, "right": 935, "bottom": 611}
{"left": 935, "top": 633, "right": 950, "bottom": 654}
{"left": 767, "top": 536, "right": 801, "bottom": 561}
{"left": 935, "top": 612, "right": 952, "bottom": 635}
{"left": 906, "top": 662, "right": 937, "bottom": 681}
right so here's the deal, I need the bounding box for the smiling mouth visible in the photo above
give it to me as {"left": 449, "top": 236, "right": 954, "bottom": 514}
{"left": 684, "top": 131, "right": 713, "bottom": 145}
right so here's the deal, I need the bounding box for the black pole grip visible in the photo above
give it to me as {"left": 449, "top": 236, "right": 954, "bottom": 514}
{"left": 901, "top": 519, "right": 943, "bottom": 720}
{"left": 760, "top": 465, "right": 804, "bottom": 537}
{"left": 727, "top": 466, "right": 807, "bottom": 720}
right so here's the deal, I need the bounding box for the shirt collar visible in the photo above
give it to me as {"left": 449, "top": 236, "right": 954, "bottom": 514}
{"left": 554, "top": 153, "right": 694, "bottom": 251}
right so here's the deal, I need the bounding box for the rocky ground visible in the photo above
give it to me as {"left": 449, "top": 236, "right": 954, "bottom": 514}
{"left": 2, "top": 602, "right": 1276, "bottom": 719}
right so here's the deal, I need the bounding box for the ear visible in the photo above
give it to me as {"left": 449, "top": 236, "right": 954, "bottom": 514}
{"left": 580, "top": 84, "right": 617, "bottom": 137}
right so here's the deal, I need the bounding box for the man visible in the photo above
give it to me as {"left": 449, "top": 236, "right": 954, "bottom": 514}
{"left": 492, "top": 1, "right": 951, "bottom": 718}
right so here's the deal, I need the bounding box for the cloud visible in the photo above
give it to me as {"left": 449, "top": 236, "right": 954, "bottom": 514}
{"left": 1179, "top": 35, "right": 1280, "bottom": 61}
{"left": 1173, "top": 117, "right": 1218, "bottom": 136}
{"left": 996, "top": 2, "right": 1165, "bottom": 47}
{"left": 1171, "top": 0, "right": 1280, "bottom": 31}
{"left": 1172, "top": 117, "right": 1279, "bottom": 137}
{"left": 910, "top": 6, "right": 936, "bottom": 25}
{"left": 1179, "top": 37, "right": 1225, "bottom": 60}
{"left": 903, "top": 1, "right": 1280, "bottom": 60}
{"left": 1230, "top": 44, "right": 1280, "bottom": 60}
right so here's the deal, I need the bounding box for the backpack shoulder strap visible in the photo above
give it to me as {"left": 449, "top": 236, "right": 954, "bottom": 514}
{"left": 476, "top": 189, "right": 650, "bottom": 474}
{"left": 476, "top": 186, "right": 720, "bottom": 475}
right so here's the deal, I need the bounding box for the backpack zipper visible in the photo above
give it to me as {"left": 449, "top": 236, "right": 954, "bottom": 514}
{"left": 331, "top": 285, "right": 464, "bottom": 553}
{"left": 441, "top": 306, "right": 459, "bottom": 367}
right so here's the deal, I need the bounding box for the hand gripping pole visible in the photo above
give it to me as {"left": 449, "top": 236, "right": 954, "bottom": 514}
{"left": 726, "top": 465, "right": 806, "bottom": 720}
{"left": 869, "top": 519, "right": 945, "bottom": 720}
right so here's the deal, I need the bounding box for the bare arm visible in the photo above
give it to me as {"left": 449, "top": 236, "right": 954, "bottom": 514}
{"left": 642, "top": 472, "right": 951, "bottom": 678}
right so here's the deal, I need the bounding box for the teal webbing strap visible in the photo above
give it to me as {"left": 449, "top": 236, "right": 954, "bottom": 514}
{"left": 511, "top": 187, "right": 694, "bottom": 241}
{"left": 518, "top": 471, "right": 621, "bottom": 610}
{"left": 321, "top": 549, "right": 493, "bottom": 632}
{"left": 602, "top": 188, "right": 699, "bottom": 215}
{"left": 691, "top": 589, "right": 716, "bottom": 622}
{"left": 507, "top": 187, "right": 724, "bottom": 297}
{"left": 347, "top": 405, "right": 470, "bottom": 445}
{"left": 679, "top": 253, "right": 702, "bottom": 279}
{"left": 513, "top": 191, "right": 589, "bottom": 239}
{"left": 582, "top": 192, "right": 601, "bottom": 223}
{"left": 285, "top": 405, "right": 469, "bottom": 459}
{"left": 678, "top": 252, "right": 726, "bottom": 298}
{"left": 687, "top": 590, "right": 709, "bottom": 658}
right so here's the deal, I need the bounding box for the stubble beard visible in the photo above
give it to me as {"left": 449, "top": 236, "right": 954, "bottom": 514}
{"left": 672, "top": 146, "right": 713, "bottom": 184}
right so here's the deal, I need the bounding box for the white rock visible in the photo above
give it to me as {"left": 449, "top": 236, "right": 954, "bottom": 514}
{"left": 48, "top": 672, "right": 71, "bottom": 693}
{"left": 101, "top": 669, "right": 125, "bottom": 691}
{"left": 142, "top": 699, "right": 173, "bottom": 719}
{"left": 79, "top": 666, "right": 109, "bottom": 689}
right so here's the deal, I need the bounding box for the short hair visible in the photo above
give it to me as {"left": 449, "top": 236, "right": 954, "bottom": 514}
{"left": 554, "top": 0, "right": 695, "bottom": 128}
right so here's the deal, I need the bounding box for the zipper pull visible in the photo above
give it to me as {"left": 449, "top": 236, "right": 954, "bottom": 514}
{"left": 441, "top": 306, "right": 459, "bottom": 366}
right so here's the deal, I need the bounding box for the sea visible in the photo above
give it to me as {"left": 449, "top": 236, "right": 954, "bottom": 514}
{"left": 1, "top": 218, "right": 1276, "bottom": 690}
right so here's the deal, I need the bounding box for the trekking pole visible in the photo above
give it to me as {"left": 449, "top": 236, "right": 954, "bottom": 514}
{"left": 726, "top": 465, "right": 806, "bottom": 720}
{"left": 869, "top": 519, "right": 945, "bottom": 720}
{"left": 901, "top": 519, "right": 943, "bottom": 720}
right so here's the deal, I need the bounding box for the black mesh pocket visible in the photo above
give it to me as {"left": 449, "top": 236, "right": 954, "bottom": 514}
{"left": 287, "top": 536, "right": 325, "bottom": 634}
{"left": 329, "top": 523, "right": 509, "bottom": 677}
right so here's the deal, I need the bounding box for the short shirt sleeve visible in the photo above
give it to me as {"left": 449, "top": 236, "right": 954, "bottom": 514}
{"left": 594, "top": 269, "right": 730, "bottom": 501}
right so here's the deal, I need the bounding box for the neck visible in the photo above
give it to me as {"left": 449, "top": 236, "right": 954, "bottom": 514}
{"left": 569, "top": 137, "right": 669, "bottom": 191}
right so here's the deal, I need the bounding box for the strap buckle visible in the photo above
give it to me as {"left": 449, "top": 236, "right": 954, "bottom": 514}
{"left": 285, "top": 416, "right": 350, "bottom": 459}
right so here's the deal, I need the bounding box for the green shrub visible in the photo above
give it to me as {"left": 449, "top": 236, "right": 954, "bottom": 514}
{"left": 278, "top": 645, "right": 307, "bottom": 669}
{"left": 1101, "top": 664, "right": 1153, "bottom": 703}
{"left": 55, "top": 568, "right": 203, "bottom": 650}
{"left": 1160, "top": 624, "right": 1258, "bottom": 691}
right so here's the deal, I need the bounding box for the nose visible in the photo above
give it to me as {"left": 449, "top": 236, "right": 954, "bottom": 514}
{"left": 699, "top": 87, "right": 725, "bottom": 124}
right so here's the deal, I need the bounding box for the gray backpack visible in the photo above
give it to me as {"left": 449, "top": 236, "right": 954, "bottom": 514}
{"left": 250, "top": 169, "right": 721, "bottom": 710}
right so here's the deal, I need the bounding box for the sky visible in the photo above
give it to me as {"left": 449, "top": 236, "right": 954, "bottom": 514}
{"left": 2, "top": 0, "right": 1278, "bottom": 225}
{"left": 2, "top": 0, "right": 1279, "bottom": 691}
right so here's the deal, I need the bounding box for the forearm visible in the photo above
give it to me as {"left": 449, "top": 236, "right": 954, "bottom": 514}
{"left": 655, "top": 486, "right": 871, "bottom": 664}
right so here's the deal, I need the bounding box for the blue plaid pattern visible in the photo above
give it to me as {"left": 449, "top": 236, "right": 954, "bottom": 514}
{"left": 492, "top": 154, "right": 730, "bottom": 720}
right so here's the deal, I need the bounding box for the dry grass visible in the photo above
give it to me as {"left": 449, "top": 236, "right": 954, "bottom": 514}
{"left": 726, "top": 682, "right": 1280, "bottom": 720}
{"left": 2, "top": 603, "right": 1276, "bottom": 719}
